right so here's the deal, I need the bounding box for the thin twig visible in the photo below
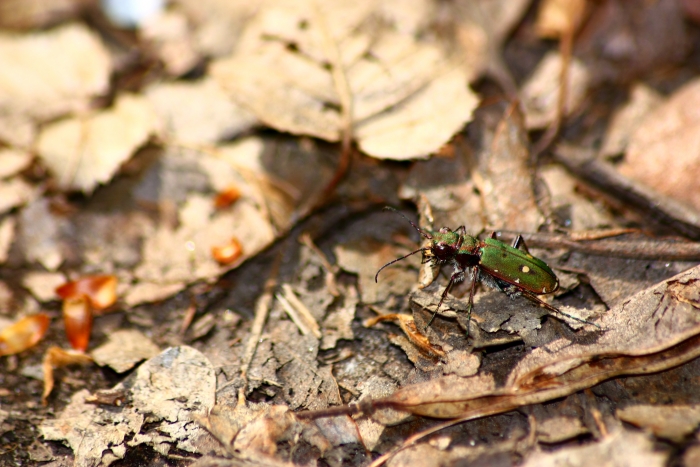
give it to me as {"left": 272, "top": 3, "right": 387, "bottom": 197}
{"left": 531, "top": 22, "right": 574, "bottom": 161}
{"left": 553, "top": 145, "right": 700, "bottom": 240}
{"left": 277, "top": 284, "right": 322, "bottom": 339}
{"left": 238, "top": 253, "right": 282, "bottom": 406}
{"left": 312, "top": 1, "right": 354, "bottom": 200}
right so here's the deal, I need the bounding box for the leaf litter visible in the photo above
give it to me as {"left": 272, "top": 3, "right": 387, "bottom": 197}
{"left": 2, "top": 1, "right": 700, "bottom": 466}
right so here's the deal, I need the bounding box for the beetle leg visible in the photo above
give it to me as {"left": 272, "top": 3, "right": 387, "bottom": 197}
{"left": 520, "top": 290, "right": 601, "bottom": 329}
{"left": 464, "top": 266, "right": 479, "bottom": 340}
{"left": 511, "top": 234, "right": 530, "bottom": 253}
{"left": 425, "top": 267, "right": 465, "bottom": 329}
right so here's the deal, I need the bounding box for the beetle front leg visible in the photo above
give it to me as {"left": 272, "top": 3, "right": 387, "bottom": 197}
{"left": 425, "top": 268, "right": 465, "bottom": 330}
{"left": 464, "top": 266, "right": 479, "bottom": 340}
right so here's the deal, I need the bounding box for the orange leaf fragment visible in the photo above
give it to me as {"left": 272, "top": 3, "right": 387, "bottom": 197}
{"left": 62, "top": 296, "right": 92, "bottom": 352}
{"left": 0, "top": 313, "right": 50, "bottom": 356}
{"left": 42, "top": 346, "right": 93, "bottom": 405}
{"left": 214, "top": 184, "right": 241, "bottom": 209}
{"left": 55, "top": 274, "right": 117, "bottom": 311}
{"left": 211, "top": 237, "right": 243, "bottom": 265}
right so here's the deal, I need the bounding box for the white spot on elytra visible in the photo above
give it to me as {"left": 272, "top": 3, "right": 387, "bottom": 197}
{"left": 521, "top": 265, "right": 530, "bottom": 273}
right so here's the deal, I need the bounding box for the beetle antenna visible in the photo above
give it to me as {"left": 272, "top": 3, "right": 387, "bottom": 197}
{"left": 375, "top": 248, "right": 429, "bottom": 282}
{"left": 383, "top": 207, "right": 433, "bottom": 240}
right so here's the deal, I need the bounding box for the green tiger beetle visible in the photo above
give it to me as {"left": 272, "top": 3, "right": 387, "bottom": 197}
{"left": 375, "top": 207, "right": 600, "bottom": 339}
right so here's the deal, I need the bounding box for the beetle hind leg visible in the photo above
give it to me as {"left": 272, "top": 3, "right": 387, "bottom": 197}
{"left": 520, "top": 290, "right": 601, "bottom": 329}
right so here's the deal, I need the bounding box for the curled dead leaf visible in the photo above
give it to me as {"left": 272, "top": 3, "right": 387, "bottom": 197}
{"left": 0, "top": 313, "right": 50, "bottom": 356}
{"left": 42, "top": 346, "right": 93, "bottom": 405}
{"left": 365, "top": 313, "right": 445, "bottom": 359}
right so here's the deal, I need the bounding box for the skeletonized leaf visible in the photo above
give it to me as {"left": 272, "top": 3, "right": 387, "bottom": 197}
{"left": 521, "top": 51, "right": 590, "bottom": 130}
{"left": 145, "top": 78, "right": 257, "bottom": 145}
{"left": 620, "top": 77, "right": 700, "bottom": 212}
{"left": 0, "top": 23, "right": 111, "bottom": 147}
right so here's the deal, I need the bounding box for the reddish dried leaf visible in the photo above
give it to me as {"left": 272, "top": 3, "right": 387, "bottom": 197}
{"left": 0, "top": 313, "right": 50, "bottom": 356}
{"left": 62, "top": 296, "right": 92, "bottom": 352}
{"left": 213, "top": 184, "right": 241, "bottom": 209}
{"left": 211, "top": 237, "right": 243, "bottom": 265}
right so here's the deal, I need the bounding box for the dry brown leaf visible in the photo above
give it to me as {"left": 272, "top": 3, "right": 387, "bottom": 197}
{"left": 210, "top": 1, "right": 478, "bottom": 160}
{"left": 0, "top": 177, "right": 36, "bottom": 215}
{"left": 539, "top": 165, "right": 616, "bottom": 230}
{"left": 616, "top": 405, "right": 700, "bottom": 443}
{"left": 0, "top": 216, "right": 15, "bottom": 264}
{"left": 146, "top": 79, "right": 257, "bottom": 145}
{"left": 0, "top": 0, "right": 88, "bottom": 30}
{"left": 620, "top": 78, "right": 700, "bottom": 212}
{"left": 37, "top": 93, "right": 156, "bottom": 193}
{"left": 41, "top": 346, "right": 216, "bottom": 464}
{"left": 40, "top": 389, "right": 141, "bottom": 465}
{"left": 174, "top": 0, "right": 255, "bottom": 58}
{"left": 17, "top": 198, "right": 69, "bottom": 271}
{"left": 130, "top": 193, "right": 272, "bottom": 300}
{"left": 478, "top": 106, "right": 543, "bottom": 231}
{"left": 0, "top": 23, "right": 111, "bottom": 147}
{"left": 0, "top": 148, "right": 32, "bottom": 179}
{"left": 140, "top": 10, "right": 200, "bottom": 76}
{"left": 521, "top": 428, "right": 666, "bottom": 467}
{"left": 451, "top": 0, "right": 530, "bottom": 86}
{"left": 521, "top": 51, "right": 590, "bottom": 130}
{"left": 535, "top": 0, "right": 588, "bottom": 38}
{"left": 575, "top": 0, "right": 688, "bottom": 82}
{"left": 600, "top": 83, "right": 663, "bottom": 158}
{"left": 90, "top": 329, "right": 161, "bottom": 373}
{"left": 336, "top": 235, "right": 417, "bottom": 306}
{"left": 198, "top": 403, "right": 299, "bottom": 459}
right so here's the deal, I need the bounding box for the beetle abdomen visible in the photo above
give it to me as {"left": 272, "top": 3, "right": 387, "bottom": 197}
{"left": 479, "top": 238, "right": 559, "bottom": 295}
